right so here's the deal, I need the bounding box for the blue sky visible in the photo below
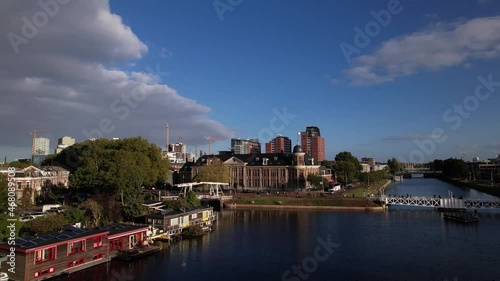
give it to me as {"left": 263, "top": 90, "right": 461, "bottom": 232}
{"left": 1, "top": 0, "right": 499, "bottom": 163}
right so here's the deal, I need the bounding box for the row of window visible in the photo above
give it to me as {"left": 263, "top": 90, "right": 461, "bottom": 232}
{"left": 34, "top": 236, "right": 105, "bottom": 264}
{"left": 34, "top": 253, "right": 104, "bottom": 279}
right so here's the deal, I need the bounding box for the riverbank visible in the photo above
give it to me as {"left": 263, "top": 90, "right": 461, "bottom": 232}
{"left": 223, "top": 203, "right": 384, "bottom": 211}
{"left": 342, "top": 180, "right": 391, "bottom": 198}
{"left": 437, "top": 177, "right": 500, "bottom": 198}
{"left": 223, "top": 195, "right": 382, "bottom": 212}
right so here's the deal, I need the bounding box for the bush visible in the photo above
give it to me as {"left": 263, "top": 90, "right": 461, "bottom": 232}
{"left": 182, "top": 225, "right": 204, "bottom": 238}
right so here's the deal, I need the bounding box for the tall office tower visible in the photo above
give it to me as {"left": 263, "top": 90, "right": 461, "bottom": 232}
{"left": 231, "top": 138, "right": 261, "bottom": 154}
{"left": 33, "top": 137, "right": 50, "bottom": 164}
{"left": 265, "top": 135, "right": 292, "bottom": 154}
{"left": 300, "top": 126, "right": 325, "bottom": 162}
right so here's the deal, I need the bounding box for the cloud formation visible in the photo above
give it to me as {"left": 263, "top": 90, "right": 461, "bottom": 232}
{"left": 344, "top": 16, "right": 500, "bottom": 86}
{"left": 0, "top": 0, "right": 234, "bottom": 156}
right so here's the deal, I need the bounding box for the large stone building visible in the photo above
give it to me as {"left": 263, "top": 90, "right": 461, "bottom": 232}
{"left": 178, "top": 145, "right": 320, "bottom": 190}
{"left": 300, "top": 126, "right": 326, "bottom": 162}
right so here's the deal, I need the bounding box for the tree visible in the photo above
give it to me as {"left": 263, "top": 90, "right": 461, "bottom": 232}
{"left": 46, "top": 137, "right": 170, "bottom": 220}
{"left": 20, "top": 187, "right": 33, "bottom": 208}
{"left": 332, "top": 152, "right": 362, "bottom": 185}
{"left": 306, "top": 174, "right": 322, "bottom": 188}
{"left": 441, "top": 158, "right": 469, "bottom": 179}
{"left": 7, "top": 160, "right": 32, "bottom": 169}
{"left": 0, "top": 176, "right": 9, "bottom": 215}
{"left": 81, "top": 199, "right": 103, "bottom": 227}
{"left": 195, "top": 157, "right": 229, "bottom": 183}
{"left": 387, "top": 157, "right": 402, "bottom": 174}
{"left": 19, "top": 214, "right": 67, "bottom": 236}
{"left": 185, "top": 190, "right": 201, "bottom": 207}
{"left": 63, "top": 207, "right": 86, "bottom": 225}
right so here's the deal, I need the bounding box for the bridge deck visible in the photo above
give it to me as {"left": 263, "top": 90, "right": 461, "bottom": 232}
{"left": 376, "top": 196, "right": 500, "bottom": 209}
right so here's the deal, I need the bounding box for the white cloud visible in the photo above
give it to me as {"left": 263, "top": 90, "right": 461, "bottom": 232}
{"left": 344, "top": 16, "right": 500, "bottom": 86}
{"left": 0, "top": 0, "right": 233, "bottom": 156}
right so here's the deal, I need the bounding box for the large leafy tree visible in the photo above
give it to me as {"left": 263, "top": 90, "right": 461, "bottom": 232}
{"left": 46, "top": 137, "right": 170, "bottom": 219}
{"left": 441, "top": 158, "right": 469, "bottom": 179}
{"left": 387, "top": 157, "right": 402, "bottom": 174}
{"left": 194, "top": 157, "right": 229, "bottom": 183}
{"left": 333, "top": 152, "right": 362, "bottom": 184}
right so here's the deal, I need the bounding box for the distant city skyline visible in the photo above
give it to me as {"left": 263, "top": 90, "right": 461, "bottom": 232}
{"left": 1, "top": 1, "right": 500, "bottom": 162}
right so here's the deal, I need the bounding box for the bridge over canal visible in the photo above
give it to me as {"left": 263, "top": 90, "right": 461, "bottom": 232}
{"left": 375, "top": 196, "right": 500, "bottom": 209}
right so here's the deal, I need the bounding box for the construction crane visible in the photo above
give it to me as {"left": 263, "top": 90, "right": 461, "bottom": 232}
{"left": 458, "top": 151, "right": 466, "bottom": 161}
{"left": 203, "top": 136, "right": 223, "bottom": 155}
{"left": 30, "top": 129, "right": 50, "bottom": 155}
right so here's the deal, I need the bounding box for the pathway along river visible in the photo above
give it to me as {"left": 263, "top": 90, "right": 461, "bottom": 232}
{"left": 57, "top": 178, "right": 500, "bottom": 281}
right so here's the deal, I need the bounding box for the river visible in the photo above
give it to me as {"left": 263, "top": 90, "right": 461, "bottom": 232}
{"left": 57, "top": 178, "right": 500, "bottom": 281}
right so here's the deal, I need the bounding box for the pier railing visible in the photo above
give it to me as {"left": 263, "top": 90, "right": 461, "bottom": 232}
{"left": 372, "top": 196, "right": 500, "bottom": 209}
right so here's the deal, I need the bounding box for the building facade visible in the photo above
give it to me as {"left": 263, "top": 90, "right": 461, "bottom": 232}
{"left": 0, "top": 166, "right": 69, "bottom": 204}
{"left": 300, "top": 126, "right": 326, "bottom": 162}
{"left": 265, "top": 135, "right": 292, "bottom": 154}
{"left": 0, "top": 223, "right": 148, "bottom": 281}
{"left": 55, "top": 136, "right": 76, "bottom": 154}
{"left": 178, "top": 145, "right": 320, "bottom": 190}
{"left": 231, "top": 138, "right": 261, "bottom": 154}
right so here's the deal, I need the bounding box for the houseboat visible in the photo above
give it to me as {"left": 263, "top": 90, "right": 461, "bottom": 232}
{"left": 145, "top": 206, "right": 216, "bottom": 240}
{"left": 0, "top": 223, "right": 153, "bottom": 281}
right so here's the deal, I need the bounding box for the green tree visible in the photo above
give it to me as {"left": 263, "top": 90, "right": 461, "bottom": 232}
{"left": 332, "top": 152, "right": 362, "bottom": 185}
{"left": 185, "top": 190, "right": 201, "bottom": 207}
{"left": 195, "top": 157, "right": 230, "bottom": 183}
{"left": 47, "top": 137, "right": 170, "bottom": 220}
{"left": 387, "top": 157, "right": 402, "bottom": 174}
{"left": 7, "top": 161, "right": 32, "bottom": 169}
{"left": 19, "top": 214, "right": 67, "bottom": 236}
{"left": 441, "top": 158, "right": 469, "bottom": 179}
{"left": 62, "top": 207, "right": 86, "bottom": 225}
{"left": 0, "top": 176, "right": 9, "bottom": 214}
{"left": 306, "top": 174, "right": 322, "bottom": 188}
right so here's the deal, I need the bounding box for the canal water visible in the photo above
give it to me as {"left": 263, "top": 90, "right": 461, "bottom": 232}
{"left": 58, "top": 179, "right": 500, "bottom": 281}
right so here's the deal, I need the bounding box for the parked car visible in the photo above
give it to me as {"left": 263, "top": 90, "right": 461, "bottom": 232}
{"left": 19, "top": 215, "right": 35, "bottom": 222}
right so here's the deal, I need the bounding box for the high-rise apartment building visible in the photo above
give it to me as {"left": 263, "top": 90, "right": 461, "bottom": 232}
{"left": 231, "top": 138, "right": 261, "bottom": 154}
{"left": 265, "top": 135, "right": 292, "bottom": 154}
{"left": 33, "top": 137, "right": 50, "bottom": 155}
{"left": 300, "top": 126, "right": 325, "bottom": 162}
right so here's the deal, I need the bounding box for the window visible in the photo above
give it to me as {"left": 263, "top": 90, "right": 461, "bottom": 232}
{"left": 68, "top": 240, "right": 85, "bottom": 255}
{"left": 92, "top": 253, "right": 104, "bottom": 260}
{"left": 93, "top": 236, "right": 104, "bottom": 248}
{"left": 34, "top": 266, "right": 55, "bottom": 278}
{"left": 26, "top": 182, "right": 30, "bottom": 190}
{"left": 67, "top": 258, "right": 85, "bottom": 268}
{"left": 109, "top": 238, "right": 122, "bottom": 251}
{"left": 191, "top": 213, "right": 197, "bottom": 219}
{"left": 16, "top": 182, "right": 22, "bottom": 190}
{"left": 34, "top": 247, "right": 56, "bottom": 264}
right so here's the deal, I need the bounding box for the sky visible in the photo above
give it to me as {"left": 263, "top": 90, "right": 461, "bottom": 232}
{"left": 1, "top": 0, "right": 500, "bottom": 163}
